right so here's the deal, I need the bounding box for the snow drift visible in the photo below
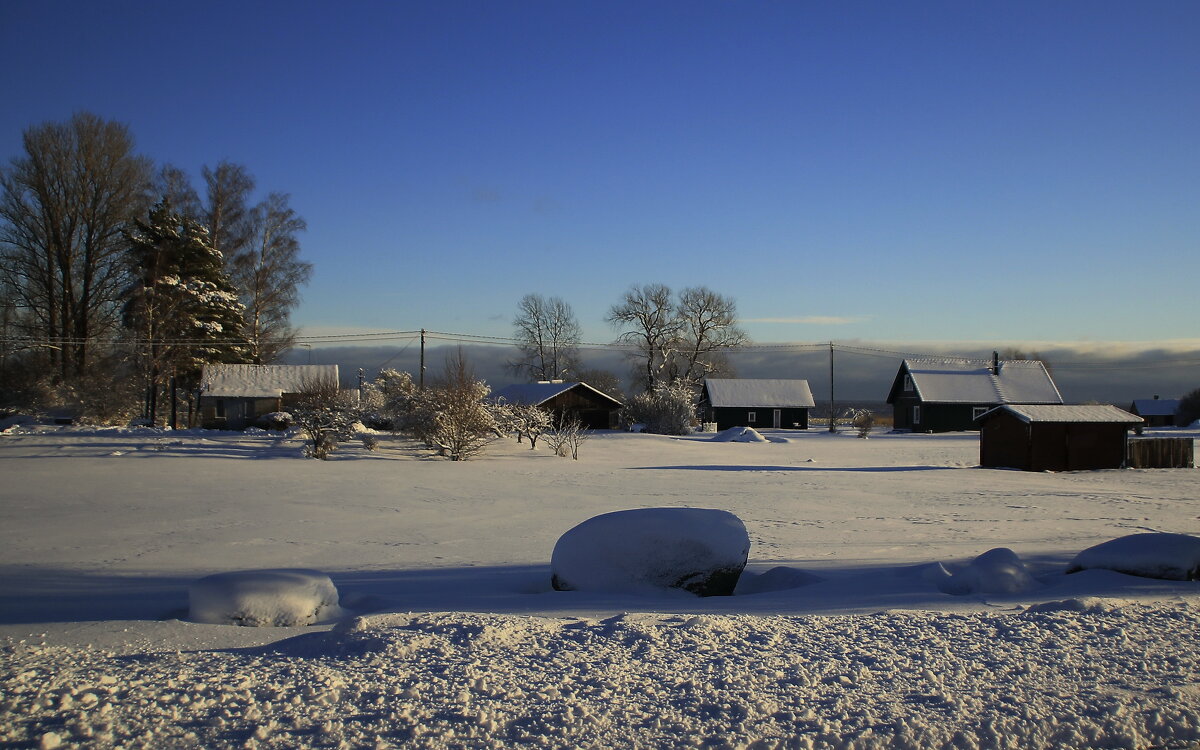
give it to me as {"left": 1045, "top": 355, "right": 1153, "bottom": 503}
{"left": 1067, "top": 532, "right": 1200, "bottom": 581}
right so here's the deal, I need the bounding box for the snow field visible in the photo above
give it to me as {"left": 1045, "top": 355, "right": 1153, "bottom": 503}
{"left": 3, "top": 604, "right": 1199, "bottom": 749}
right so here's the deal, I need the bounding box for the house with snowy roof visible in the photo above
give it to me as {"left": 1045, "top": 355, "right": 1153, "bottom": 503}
{"left": 489, "top": 381, "right": 623, "bottom": 430}
{"left": 1128, "top": 396, "right": 1181, "bottom": 428}
{"left": 199, "top": 364, "right": 339, "bottom": 429}
{"left": 977, "top": 404, "right": 1143, "bottom": 471}
{"left": 698, "top": 378, "right": 816, "bottom": 430}
{"left": 886, "top": 356, "right": 1062, "bottom": 433}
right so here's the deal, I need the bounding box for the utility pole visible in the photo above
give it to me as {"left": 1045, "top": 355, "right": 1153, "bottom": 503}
{"left": 419, "top": 329, "right": 426, "bottom": 389}
{"left": 828, "top": 341, "right": 837, "bottom": 433}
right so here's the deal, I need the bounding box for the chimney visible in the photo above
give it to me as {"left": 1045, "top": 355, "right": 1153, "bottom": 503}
{"left": 992, "top": 351, "right": 1000, "bottom": 375}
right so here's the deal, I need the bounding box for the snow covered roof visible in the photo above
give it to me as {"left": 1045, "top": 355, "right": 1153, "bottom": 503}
{"left": 200, "top": 364, "right": 340, "bottom": 398}
{"left": 703, "top": 379, "right": 816, "bottom": 408}
{"left": 1131, "top": 398, "right": 1180, "bottom": 417}
{"left": 490, "top": 382, "right": 622, "bottom": 407}
{"left": 981, "top": 404, "right": 1144, "bottom": 424}
{"left": 901, "top": 359, "right": 1063, "bottom": 405}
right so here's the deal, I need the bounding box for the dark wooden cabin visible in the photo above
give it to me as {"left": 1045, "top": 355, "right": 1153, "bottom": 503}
{"left": 1129, "top": 397, "right": 1181, "bottom": 428}
{"left": 490, "top": 381, "right": 623, "bottom": 430}
{"left": 699, "top": 379, "right": 815, "bottom": 430}
{"left": 887, "top": 357, "right": 1062, "bottom": 433}
{"left": 977, "top": 404, "right": 1143, "bottom": 471}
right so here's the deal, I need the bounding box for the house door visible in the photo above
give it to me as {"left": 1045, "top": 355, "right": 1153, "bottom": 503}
{"left": 773, "top": 409, "right": 782, "bottom": 428}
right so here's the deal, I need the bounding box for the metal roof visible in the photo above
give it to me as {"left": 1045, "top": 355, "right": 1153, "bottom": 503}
{"left": 703, "top": 379, "right": 816, "bottom": 408}
{"left": 1131, "top": 398, "right": 1180, "bottom": 417}
{"left": 490, "top": 382, "right": 622, "bottom": 408}
{"left": 980, "top": 404, "right": 1143, "bottom": 424}
{"left": 200, "top": 364, "right": 340, "bottom": 398}
{"left": 902, "top": 359, "right": 1063, "bottom": 405}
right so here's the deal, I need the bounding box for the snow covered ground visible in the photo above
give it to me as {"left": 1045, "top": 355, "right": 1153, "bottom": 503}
{"left": 1, "top": 425, "right": 1198, "bottom": 748}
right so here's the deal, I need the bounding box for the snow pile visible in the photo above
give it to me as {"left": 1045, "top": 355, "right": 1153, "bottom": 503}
{"left": 551, "top": 508, "right": 750, "bottom": 596}
{"left": 1067, "top": 532, "right": 1200, "bottom": 580}
{"left": 712, "top": 426, "right": 769, "bottom": 442}
{"left": 188, "top": 569, "right": 342, "bottom": 627}
{"left": 735, "top": 565, "right": 823, "bottom": 594}
{"left": 939, "top": 547, "right": 1041, "bottom": 596}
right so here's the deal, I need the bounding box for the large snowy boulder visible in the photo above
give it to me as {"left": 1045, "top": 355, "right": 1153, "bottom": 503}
{"left": 551, "top": 508, "right": 751, "bottom": 597}
{"left": 1066, "top": 533, "right": 1200, "bottom": 581}
{"left": 189, "top": 569, "right": 342, "bottom": 627}
{"left": 938, "top": 548, "right": 1040, "bottom": 596}
{"left": 712, "top": 427, "right": 768, "bottom": 443}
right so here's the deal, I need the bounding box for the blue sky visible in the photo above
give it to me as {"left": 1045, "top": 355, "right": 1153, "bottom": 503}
{"left": 2, "top": 1, "right": 1198, "bottom": 351}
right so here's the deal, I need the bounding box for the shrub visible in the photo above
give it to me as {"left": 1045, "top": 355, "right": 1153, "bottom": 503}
{"left": 622, "top": 380, "right": 697, "bottom": 435}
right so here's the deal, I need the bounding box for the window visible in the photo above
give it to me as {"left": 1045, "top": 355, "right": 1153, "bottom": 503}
{"left": 747, "top": 411, "right": 757, "bottom": 423}
{"left": 972, "top": 406, "right": 989, "bottom": 421}
{"left": 911, "top": 405, "right": 921, "bottom": 424}
{"left": 903, "top": 374, "right": 914, "bottom": 392}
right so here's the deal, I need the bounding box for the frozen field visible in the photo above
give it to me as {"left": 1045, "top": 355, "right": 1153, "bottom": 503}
{"left": 1, "top": 425, "right": 1198, "bottom": 748}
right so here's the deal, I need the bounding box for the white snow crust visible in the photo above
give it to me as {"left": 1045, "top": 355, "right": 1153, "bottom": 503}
{"left": 189, "top": 569, "right": 342, "bottom": 626}
{"left": 550, "top": 507, "right": 749, "bottom": 594}
{"left": 1, "top": 425, "right": 1198, "bottom": 748}
{"left": 1068, "top": 532, "right": 1200, "bottom": 580}
{"left": 712, "top": 425, "right": 770, "bottom": 442}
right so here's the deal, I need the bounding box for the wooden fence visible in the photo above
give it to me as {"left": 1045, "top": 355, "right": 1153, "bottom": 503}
{"left": 1127, "top": 437, "right": 1195, "bottom": 469}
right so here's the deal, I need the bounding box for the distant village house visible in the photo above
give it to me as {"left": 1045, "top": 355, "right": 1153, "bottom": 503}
{"left": 199, "top": 364, "right": 339, "bottom": 430}
{"left": 698, "top": 378, "right": 816, "bottom": 430}
{"left": 1128, "top": 397, "right": 1181, "bottom": 428}
{"left": 489, "top": 381, "right": 623, "bottom": 430}
{"left": 887, "top": 356, "right": 1062, "bottom": 433}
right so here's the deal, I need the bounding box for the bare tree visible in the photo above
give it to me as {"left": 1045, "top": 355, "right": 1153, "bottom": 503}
{"left": 154, "top": 164, "right": 202, "bottom": 220}
{"left": 606, "top": 283, "right": 681, "bottom": 391}
{"left": 673, "top": 286, "right": 747, "bottom": 385}
{"left": 545, "top": 416, "right": 590, "bottom": 459}
{"left": 0, "top": 112, "right": 152, "bottom": 381}
{"left": 607, "top": 283, "right": 747, "bottom": 391}
{"left": 202, "top": 161, "right": 255, "bottom": 265}
{"left": 232, "top": 192, "right": 312, "bottom": 364}
{"left": 511, "top": 293, "right": 582, "bottom": 381}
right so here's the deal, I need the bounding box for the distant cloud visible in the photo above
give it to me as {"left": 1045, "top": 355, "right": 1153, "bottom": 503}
{"left": 742, "top": 316, "right": 869, "bottom": 325}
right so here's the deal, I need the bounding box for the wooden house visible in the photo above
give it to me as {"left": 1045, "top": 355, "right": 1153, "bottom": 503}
{"left": 490, "top": 381, "right": 623, "bottom": 430}
{"left": 698, "top": 379, "right": 815, "bottom": 430}
{"left": 199, "top": 364, "right": 339, "bottom": 429}
{"left": 977, "top": 404, "right": 1143, "bottom": 471}
{"left": 1129, "top": 397, "right": 1181, "bottom": 428}
{"left": 886, "top": 357, "right": 1062, "bottom": 433}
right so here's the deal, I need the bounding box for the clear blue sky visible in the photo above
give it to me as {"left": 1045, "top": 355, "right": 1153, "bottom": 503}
{"left": 2, "top": 0, "right": 1198, "bottom": 350}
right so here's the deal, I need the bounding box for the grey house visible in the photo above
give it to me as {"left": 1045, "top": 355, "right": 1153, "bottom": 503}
{"left": 699, "top": 379, "right": 816, "bottom": 430}
{"left": 887, "top": 358, "right": 1063, "bottom": 433}
{"left": 199, "top": 364, "right": 339, "bottom": 429}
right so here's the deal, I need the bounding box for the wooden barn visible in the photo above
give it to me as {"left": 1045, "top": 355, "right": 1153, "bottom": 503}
{"left": 699, "top": 379, "right": 815, "bottom": 430}
{"left": 199, "top": 364, "right": 339, "bottom": 430}
{"left": 887, "top": 357, "right": 1063, "bottom": 433}
{"left": 490, "top": 381, "right": 623, "bottom": 430}
{"left": 1129, "top": 397, "right": 1181, "bottom": 428}
{"left": 977, "top": 404, "right": 1143, "bottom": 472}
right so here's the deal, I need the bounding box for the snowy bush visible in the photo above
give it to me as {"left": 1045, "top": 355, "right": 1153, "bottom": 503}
{"left": 622, "top": 380, "right": 697, "bottom": 435}
{"left": 1066, "top": 532, "right": 1200, "bottom": 580}
{"left": 849, "top": 408, "right": 875, "bottom": 439}
{"left": 291, "top": 375, "right": 359, "bottom": 458}
{"left": 189, "top": 569, "right": 342, "bottom": 627}
{"left": 544, "top": 416, "right": 590, "bottom": 459}
{"left": 551, "top": 507, "right": 750, "bottom": 596}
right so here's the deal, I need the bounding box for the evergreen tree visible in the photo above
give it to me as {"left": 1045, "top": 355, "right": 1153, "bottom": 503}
{"left": 122, "top": 199, "right": 247, "bottom": 424}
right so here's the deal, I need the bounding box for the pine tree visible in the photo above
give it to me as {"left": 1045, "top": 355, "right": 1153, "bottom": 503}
{"left": 122, "top": 199, "right": 248, "bottom": 425}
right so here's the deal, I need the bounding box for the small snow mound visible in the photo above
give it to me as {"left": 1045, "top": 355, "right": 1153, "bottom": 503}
{"left": 712, "top": 426, "right": 768, "bottom": 443}
{"left": 1023, "top": 597, "right": 1131, "bottom": 615}
{"left": 735, "top": 565, "right": 823, "bottom": 595}
{"left": 551, "top": 507, "right": 750, "bottom": 597}
{"left": 939, "top": 548, "right": 1040, "bottom": 596}
{"left": 1067, "top": 532, "right": 1200, "bottom": 580}
{"left": 189, "top": 569, "right": 342, "bottom": 627}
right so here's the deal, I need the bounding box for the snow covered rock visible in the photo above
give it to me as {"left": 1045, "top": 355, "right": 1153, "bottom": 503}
{"left": 1066, "top": 532, "right": 1200, "bottom": 581}
{"left": 938, "top": 547, "right": 1040, "bottom": 596}
{"left": 734, "top": 565, "right": 823, "bottom": 594}
{"left": 712, "top": 426, "right": 768, "bottom": 443}
{"left": 189, "top": 569, "right": 342, "bottom": 626}
{"left": 551, "top": 508, "right": 751, "bottom": 597}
